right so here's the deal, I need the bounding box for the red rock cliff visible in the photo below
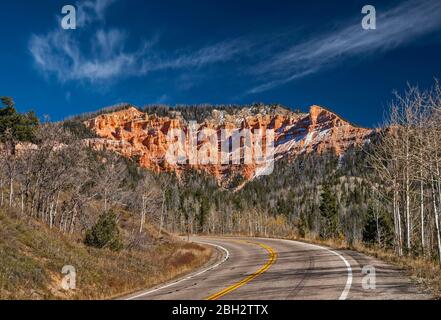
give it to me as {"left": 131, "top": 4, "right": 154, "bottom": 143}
{"left": 84, "top": 105, "right": 374, "bottom": 186}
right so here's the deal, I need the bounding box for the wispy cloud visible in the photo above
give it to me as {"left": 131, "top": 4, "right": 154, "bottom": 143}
{"left": 76, "top": 0, "right": 115, "bottom": 27}
{"left": 29, "top": 0, "right": 441, "bottom": 93}
{"left": 247, "top": 0, "right": 441, "bottom": 94}
{"left": 29, "top": 0, "right": 142, "bottom": 83}
{"left": 144, "top": 38, "right": 249, "bottom": 72}
{"left": 29, "top": 27, "right": 142, "bottom": 82}
{"left": 29, "top": 0, "right": 248, "bottom": 84}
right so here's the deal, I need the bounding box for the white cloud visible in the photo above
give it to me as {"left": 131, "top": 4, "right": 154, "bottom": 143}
{"left": 29, "top": 0, "right": 247, "bottom": 84}
{"left": 30, "top": 0, "right": 441, "bottom": 91}
{"left": 140, "top": 38, "right": 250, "bottom": 73}
{"left": 29, "top": 0, "right": 138, "bottom": 83}
{"left": 76, "top": 0, "right": 115, "bottom": 27}
{"left": 29, "top": 27, "right": 141, "bottom": 82}
{"left": 247, "top": 0, "right": 441, "bottom": 94}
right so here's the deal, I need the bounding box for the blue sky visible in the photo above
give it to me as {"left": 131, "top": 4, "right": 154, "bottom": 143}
{"left": 1, "top": 0, "right": 441, "bottom": 127}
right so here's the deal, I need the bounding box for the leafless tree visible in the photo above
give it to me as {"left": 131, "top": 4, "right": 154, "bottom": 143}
{"left": 370, "top": 81, "right": 441, "bottom": 265}
{"left": 134, "top": 173, "right": 161, "bottom": 234}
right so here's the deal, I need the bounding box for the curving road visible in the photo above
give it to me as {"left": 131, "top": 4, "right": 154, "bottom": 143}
{"left": 124, "top": 236, "right": 432, "bottom": 300}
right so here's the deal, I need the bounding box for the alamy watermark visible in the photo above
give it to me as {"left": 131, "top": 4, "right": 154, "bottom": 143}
{"left": 362, "top": 265, "right": 376, "bottom": 290}
{"left": 362, "top": 5, "right": 376, "bottom": 30}
{"left": 61, "top": 265, "right": 76, "bottom": 291}
{"left": 165, "top": 124, "right": 275, "bottom": 176}
{"left": 61, "top": 5, "right": 76, "bottom": 30}
{"left": 60, "top": 4, "right": 377, "bottom": 32}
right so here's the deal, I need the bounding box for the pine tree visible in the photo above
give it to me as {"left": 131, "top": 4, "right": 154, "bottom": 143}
{"left": 319, "top": 184, "right": 339, "bottom": 239}
{"left": 85, "top": 211, "right": 123, "bottom": 251}
{"left": 362, "top": 207, "right": 378, "bottom": 245}
{"left": 362, "top": 206, "right": 393, "bottom": 247}
{"left": 0, "top": 96, "right": 39, "bottom": 144}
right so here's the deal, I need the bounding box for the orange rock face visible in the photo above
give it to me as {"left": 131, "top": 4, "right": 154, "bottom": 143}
{"left": 84, "top": 105, "right": 375, "bottom": 187}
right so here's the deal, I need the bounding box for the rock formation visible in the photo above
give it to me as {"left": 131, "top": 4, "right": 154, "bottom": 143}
{"left": 84, "top": 105, "right": 375, "bottom": 187}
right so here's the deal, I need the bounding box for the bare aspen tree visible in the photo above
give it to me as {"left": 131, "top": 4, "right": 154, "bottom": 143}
{"left": 134, "top": 173, "right": 161, "bottom": 234}
{"left": 0, "top": 145, "right": 6, "bottom": 207}
{"left": 93, "top": 153, "right": 126, "bottom": 212}
{"left": 370, "top": 81, "right": 441, "bottom": 264}
{"left": 158, "top": 175, "right": 172, "bottom": 237}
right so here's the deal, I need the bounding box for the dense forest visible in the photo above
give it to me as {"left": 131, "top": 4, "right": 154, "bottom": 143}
{"left": 160, "top": 145, "right": 385, "bottom": 244}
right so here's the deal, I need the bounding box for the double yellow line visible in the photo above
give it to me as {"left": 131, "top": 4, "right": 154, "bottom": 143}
{"left": 206, "top": 241, "right": 277, "bottom": 300}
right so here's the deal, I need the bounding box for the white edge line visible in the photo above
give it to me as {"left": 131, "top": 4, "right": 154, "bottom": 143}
{"left": 256, "top": 237, "right": 352, "bottom": 300}
{"left": 124, "top": 242, "right": 230, "bottom": 300}
{"left": 280, "top": 239, "right": 352, "bottom": 300}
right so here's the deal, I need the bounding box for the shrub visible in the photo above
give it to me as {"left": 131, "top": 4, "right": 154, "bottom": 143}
{"left": 85, "top": 211, "right": 123, "bottom": 251}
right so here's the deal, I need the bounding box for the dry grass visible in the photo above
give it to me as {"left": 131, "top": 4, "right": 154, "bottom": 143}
{"left": 351, "top": 245, "right": 441, "bottom": 298}
{"left": 0, "top": 210, "right": 212, "bottom": 300}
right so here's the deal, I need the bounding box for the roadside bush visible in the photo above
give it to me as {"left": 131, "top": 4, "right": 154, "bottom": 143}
{"left": 85, "top": 211, "right": 123, "bottom": 251}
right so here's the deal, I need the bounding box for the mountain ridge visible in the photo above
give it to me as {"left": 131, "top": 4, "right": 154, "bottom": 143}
{"left": 83, "top": 104, "right": 376, "bottom": 188}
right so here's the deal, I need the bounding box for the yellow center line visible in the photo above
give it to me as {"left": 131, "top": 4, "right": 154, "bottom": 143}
{"left": 206, "top": 241, "right": 277, "bottom": 300}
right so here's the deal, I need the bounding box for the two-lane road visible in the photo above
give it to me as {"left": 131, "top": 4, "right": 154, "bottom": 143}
{"left": 125, "top": 237, "right": 432, "bottom": 300}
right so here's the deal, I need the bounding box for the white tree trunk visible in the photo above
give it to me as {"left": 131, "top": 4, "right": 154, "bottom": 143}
{"left": 9, "top": 176, "right": 13, "bottom": 207}
{"left": 21, "top": 192, "right": 24, "bottom": 215}
{"left": 0, "top": 179, "right": 4, "bottom": 207}
{"left": 420, "top": 179, "right": 425, "bottom": 254}
{"left": 139, "top": 196, "right": 146, "bottom": 233}
{"left": 431, "top": 181, "right": 441, "bottom": 266}
{"left": 405, "top": 165, "right": 411, "bottom": 251}
{"left": 158, "top": 194, "right": 165, "bottom": 237}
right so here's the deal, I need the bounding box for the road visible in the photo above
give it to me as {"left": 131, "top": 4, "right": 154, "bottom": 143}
{"left": 124, "top": 236, "right": 432, "bottom": 300}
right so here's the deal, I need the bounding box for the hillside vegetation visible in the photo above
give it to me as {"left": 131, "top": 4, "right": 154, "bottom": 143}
{"left": 0, "top": 97, "right": 211, "bottom": 299}
{"left": 69, "top": 102, "right": 302, "bottom": 123}
{"left": 0, "top": 209, "right": 211, "bottom": 299}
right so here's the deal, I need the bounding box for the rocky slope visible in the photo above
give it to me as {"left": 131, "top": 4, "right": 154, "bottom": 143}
{"left": 84, "top": 104, "right": 375, "bottom": 187}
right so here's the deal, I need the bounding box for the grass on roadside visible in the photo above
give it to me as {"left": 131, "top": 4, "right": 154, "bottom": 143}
{"left": 0, "top": 211, "right": 212, "bottom": 300}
